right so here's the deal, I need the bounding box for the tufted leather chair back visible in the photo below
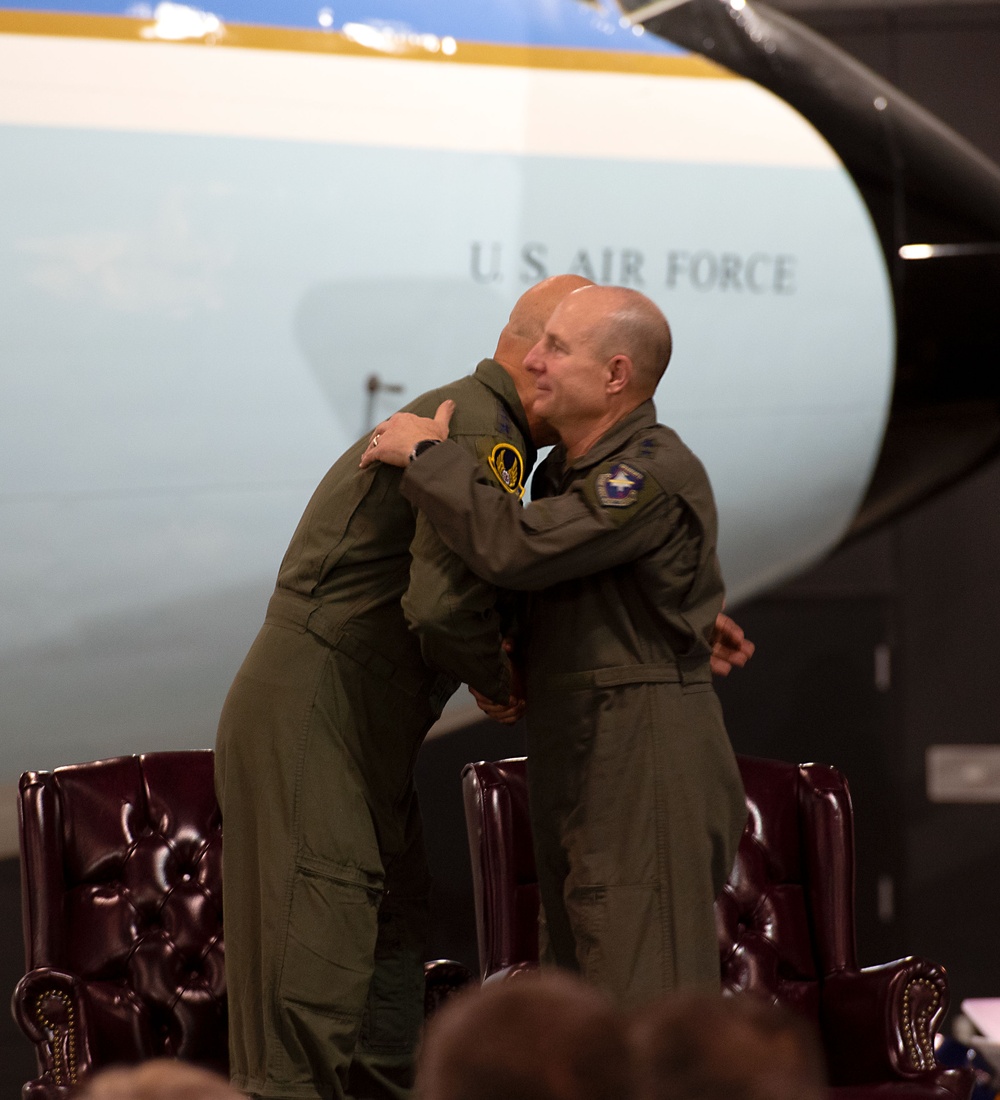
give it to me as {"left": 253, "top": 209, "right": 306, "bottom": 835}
{"left": 715, "top": 755, "right": 854, "bottom": 1018}
{"left": 462, "top": 755, "right": 973, "bottom": 1100}
{"left": 13, "top": 752, "right": 226, "bottom": 1099}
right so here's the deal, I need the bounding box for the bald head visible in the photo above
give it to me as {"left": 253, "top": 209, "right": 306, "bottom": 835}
{"left": 521, "top": 284, "right": 673, "bottom": 458}
{"left": 572, "top": 285, "right": 672, "bottom": 400}
{"left": 496, "top": 274, "right": 594, "bottom": 360}
{"left": 493, "top": 274, "right": 594, "bottom": 446}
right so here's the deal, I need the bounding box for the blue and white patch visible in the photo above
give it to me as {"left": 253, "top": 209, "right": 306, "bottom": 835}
{"left": 595, "top": 463, "right": 644, "bottom": 508}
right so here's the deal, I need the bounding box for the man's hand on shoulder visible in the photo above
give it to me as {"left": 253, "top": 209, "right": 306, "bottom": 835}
{"left": 360, "top": 400, "right": 454, "bottom": 469}
{"left": 711, "top": 612, "right": 755, "bottom": 677}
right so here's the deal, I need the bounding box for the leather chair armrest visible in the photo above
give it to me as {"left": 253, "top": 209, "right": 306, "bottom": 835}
{"left": 11, "top": 968, "right": 93, "bottom": 1099}
{"left": 822, "top": 956, "right": 973, "bottom": 1098}
{"left": 483, "top": 962, "right": 539, "bottom": 985}
{"left": 423, "top": 959, "right": 475, "bottom": 1016}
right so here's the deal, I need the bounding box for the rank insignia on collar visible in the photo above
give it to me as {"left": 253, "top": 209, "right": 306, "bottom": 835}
{"left": 489, "top": 442, "right": 525, "bottom": 498}
{"left": 596, "top": 462, "right": 644, "bottom": 507}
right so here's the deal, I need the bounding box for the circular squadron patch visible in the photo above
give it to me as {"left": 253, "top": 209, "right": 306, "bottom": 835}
{"left": 596, "top": 462, "right": 645, "bottom": 507}
{"left": 489, "top": 442, "right": 525, "bottom": 498}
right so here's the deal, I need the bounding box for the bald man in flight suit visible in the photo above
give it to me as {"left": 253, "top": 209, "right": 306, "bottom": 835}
{"left": 362, "top": 285, "right": 748, "bottom": 1008}
{"left": 215, "top": 274, "right": 595, "bottom": 1100}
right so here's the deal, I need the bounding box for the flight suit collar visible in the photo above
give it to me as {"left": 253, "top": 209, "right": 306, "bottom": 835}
{"left": 473, "top": 358, "right": 538, "bottom": 468}
{"left": 564, "top": 399, "right": 658, "bottom": 473}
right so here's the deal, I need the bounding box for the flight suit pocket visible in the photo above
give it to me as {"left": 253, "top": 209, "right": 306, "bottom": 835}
{"left": 565, "top": 883, "right": 607, "bottom": 982}
{"left": 566, "top": 881, "right": 666, "bottom": 1008}
{"left": 279, "top": 864, "right": 382, "bottom": 1019}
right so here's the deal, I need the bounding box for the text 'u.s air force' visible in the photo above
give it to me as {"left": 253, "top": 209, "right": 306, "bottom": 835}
{"left": 470, "top": 242, "right": 797, "bottom": 294}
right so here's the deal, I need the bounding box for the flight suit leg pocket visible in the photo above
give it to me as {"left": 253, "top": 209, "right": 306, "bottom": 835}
{"left": 564, "top": 883, "right": 607, "bottom": 985}
{"left": 280, "top": 862, "right": 382, "bottom": 1013}
{"left": 275, "top": 861, "right": 382, "bottom": 1086}
{"left": 566, "top": 882, "right": 666, "bottom": 1008}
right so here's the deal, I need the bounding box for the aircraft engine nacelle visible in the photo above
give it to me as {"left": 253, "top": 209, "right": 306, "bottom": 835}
{"left": 626, "top": 0, "right": 1000, "bottom": 533}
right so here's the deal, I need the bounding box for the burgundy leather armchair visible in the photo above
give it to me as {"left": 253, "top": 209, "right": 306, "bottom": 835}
{"left": 13, "top": 752, "right": 227, "bottom": 1100}
{"left": 13, "top": 750, "right": 472, "bottom": 1100}
{"left": 462, "top": 755, "right": 974, "bottom": 1100}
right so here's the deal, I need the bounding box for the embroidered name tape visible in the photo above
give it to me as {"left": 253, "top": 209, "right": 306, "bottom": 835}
{"left": 596, "top": 462, "right": 644, "bottom": 507}
{"left": 489, "top": 442, "right": 525, "bottom": 498}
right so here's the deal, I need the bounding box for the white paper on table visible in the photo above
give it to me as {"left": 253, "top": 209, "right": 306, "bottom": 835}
{"left": 961, "top": 999, "right": 1000, "bottom": 1039}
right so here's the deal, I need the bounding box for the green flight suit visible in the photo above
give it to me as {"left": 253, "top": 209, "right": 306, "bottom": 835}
{"left": 401, "top": 400, "right": 747, "bottom": 1009}
{"left": 214, "top": 360, "right": 534, "bottom": 1100}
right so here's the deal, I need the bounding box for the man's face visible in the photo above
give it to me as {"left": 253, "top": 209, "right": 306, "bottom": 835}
{"left": 524, "top": 294, "right": 611, "bottom": 433}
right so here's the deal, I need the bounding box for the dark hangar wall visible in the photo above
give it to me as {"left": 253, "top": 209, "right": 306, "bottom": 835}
{"left": 719, "top": 0, "right": 1000, "bottom": 1014}
{"left": 771, "top": 0, "right": 1000, "bottom": 167}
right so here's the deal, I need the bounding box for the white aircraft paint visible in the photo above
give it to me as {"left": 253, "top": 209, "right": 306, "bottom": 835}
{"left": 0, "top": 12, "right": 893, "bottom": 822}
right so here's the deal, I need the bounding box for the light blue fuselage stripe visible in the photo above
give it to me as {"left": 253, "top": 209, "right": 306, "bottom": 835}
{"left": 1, "top": 0, "right": 689, "bottom": 53}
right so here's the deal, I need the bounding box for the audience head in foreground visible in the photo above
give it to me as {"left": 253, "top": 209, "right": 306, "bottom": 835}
{"left": 628, "top": 991, "right": 828, "bottom": 1100}
{"left": 75, "top": 1060, "right": 245, "bottom": 1100}
{"left": 416, "top": 970, "right": 631, "bottom": 1100}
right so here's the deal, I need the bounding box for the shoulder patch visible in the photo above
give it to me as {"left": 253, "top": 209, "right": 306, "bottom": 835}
{"left": 489, "top": 442, "right": 525, "bottom": 498}
{"left": 595, "top": 462, "right": 645, "bottom": 508}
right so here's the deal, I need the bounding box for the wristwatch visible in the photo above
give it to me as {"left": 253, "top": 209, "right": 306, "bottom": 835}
{"left": 409, "top": 438, "right": 441, "bottom": 464}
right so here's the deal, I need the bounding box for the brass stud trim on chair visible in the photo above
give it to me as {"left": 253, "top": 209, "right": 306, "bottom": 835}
{"left": 901, "top": 977, "right": 939, "bottom": 1070}
{"left": 35, "top": 990, "right": 77, "bottom": 1087}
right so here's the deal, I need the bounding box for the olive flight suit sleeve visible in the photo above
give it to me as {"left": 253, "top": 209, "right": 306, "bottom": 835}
{"left": 401, "top": 508, "right": 512, "bottom": 703}
{"left": 401, "top": 439, "right": 691, "bottom": 592}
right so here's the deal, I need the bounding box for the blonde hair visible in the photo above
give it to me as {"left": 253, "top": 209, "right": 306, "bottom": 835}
{"left": 629, "top": 992, "right": 827, "bottom": 1100}
{"left": 76, "top": 1060, "right": 243, "bottom": 1100}
{"left": 417, "top": 972, "right": 631, "bottom": 1100}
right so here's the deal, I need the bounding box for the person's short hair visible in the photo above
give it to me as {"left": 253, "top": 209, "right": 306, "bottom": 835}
{"left": 628, "top": 991, "right": 828, "bottom": 1100}
{"left": 416, "top": 970, "right": 632, "bottom": 1100}
{"left": 75, "top": 1059, "right": 244, "bottom": 1100}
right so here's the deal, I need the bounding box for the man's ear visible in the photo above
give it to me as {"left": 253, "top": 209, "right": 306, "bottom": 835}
{"left": 606, "top": 354, "right": 632, "bottom": 395}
